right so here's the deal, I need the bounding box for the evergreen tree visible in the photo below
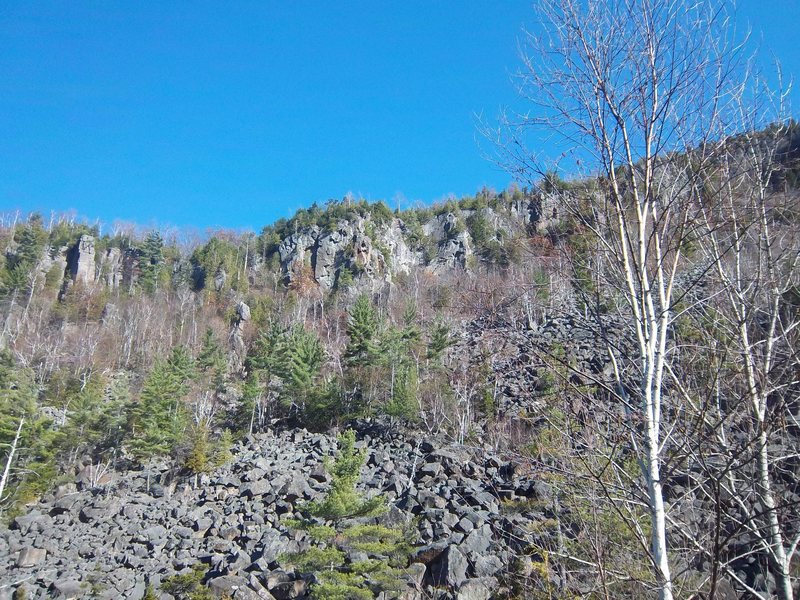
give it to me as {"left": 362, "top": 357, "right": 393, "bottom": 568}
{"left": 400, "top": 301, "right": 422, "bottom": 347}
{"left": 2, "top": 215, "right": 47, "bottom": 293}
{"left": 377, "top": 326, "right": 419, "bottom": 421}
{"left": 166, "top": 345, "right": 195, "bottom": 384}
{"left": 247, "top": 320, "right": 284, "bottom": 378}
{"left": 138, "top": 231, "right": 165, "bottom": 294}
{"left": 53, "top": 371, "right": 118, "bottom": 462}
{"left": 344, "top": 295, "right": 379, "bottom": 367}
{"left": 278, "top": 326, "right": 324, "bottom": 412}
{"left": 307, "top": 429, "right": 384, "bottom": 520}
{"left": 197, "top": 328, "right": 224, "bottom": 373}
{"left": 0, "top": 350, "right": 49, "bottom": 505}
{"left": 197, "top": 328, "right": 226, "bottom": 396}
{"left": 284, "top": 430, "right": 412, "bottom": 600}
{"left": 129, "top": 347, "right": 194, "bottom": 460}
{"left": 184, "top": 424, "right": 211, "bottom": 475}
{"left": 426, "top": 319, "right": 454, "bottom": 364}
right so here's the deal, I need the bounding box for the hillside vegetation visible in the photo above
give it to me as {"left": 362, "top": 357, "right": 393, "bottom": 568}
{"left": 0, "top": 121, "right": 798, "bottom": 599}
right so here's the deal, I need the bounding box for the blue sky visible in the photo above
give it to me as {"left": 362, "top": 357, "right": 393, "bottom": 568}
{"left": 1, "top": 1, "right": 798, "bottom": 232}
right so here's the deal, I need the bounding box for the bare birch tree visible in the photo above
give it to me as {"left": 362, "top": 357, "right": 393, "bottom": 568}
{"left": 673, "top": 106, "right": 800, "bottom": 598}
{"left": 487, "top": 1, "right": 758, "bottom": 598}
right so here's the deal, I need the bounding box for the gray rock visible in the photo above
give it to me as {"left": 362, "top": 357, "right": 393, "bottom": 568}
{"left": 68, "top": 234, "right": 96, "bottom": 286}
{"left": 461, "top": 524, "right": 492, "bottom": 556}
{"left": 13, "top": 511, "right": 47, "bottom": 535}
{"left": 17, "top": 547, "right": 47, "bottom": 567}
{"left": 209, "top": 575, "right": 250, "bottom": 595}
{"left": 269, "top": 580, "right": 307, "bottom": 600}
{"left": 456, "top": 517, "right": 475, "bottom": 533}
{"left": 237, "top": 301, "right": 251, "bottom": 322}
{"left": 430, "top": 546, "right": 469, "bottom": 588}
{"left": 455, "top": 577, "right": 498, "bottom": 600}
{"left": 405, "top": 562, "right": 427, "bottom": 589}
{"left": 51, "top": 578, "right": 84, "bottom": 599}
{"left": 277, "top": 474, "right": 311, "bottom": 502}
{"left": 98, "top": 247, "right": 124, "bottom": 288}
{"left": 241, "top": 480, "right": 273, "bottom": 498}
{"left": 473, "top": 554, "right": 504, "bottom": 578}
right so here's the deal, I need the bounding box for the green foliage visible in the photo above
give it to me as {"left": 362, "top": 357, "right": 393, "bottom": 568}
{"left": 129, "top": 346, "right": 195, "bottom": 460}
{"left": 247, "top": 320, "right": 284, "bottom": 376}
{"left": 185, "top": 425, "right": 233, "bottom": 475}
{"left": 278, "top": 325, "right": 325, "bottom": 411}
{"left": 335, "top": 266, "right": 354, "bottom": 290}
{"left": 426, "top": 320, "right": 454, "bottom": 363}
{"left": 466, "top": 211, "right": 492, "bottom": 249}
{"left": 307, "top": 430, "right": 384, "bottom": 520}
{"left": 11, "top": 586, "right": 28, "bottom": 600}
{"left": 190, "top": 235, "right": 249, "bottom": 293}
{"left": 162, "top": 564, "right": 214, "bottom": 600}
{"left": 1, "top": 215, "right": 48, "bottom": 294}
{"left": 47, "top": 219, "right": 98, "bottom": 251}
{"left": 378, "top": 323, "right": 420, "bottom": 421}
{"left": 213, "top": 429, "right": 233, "bottom": 466}
{"left": 344, "top": 295, "right": 379, "bottom": 368}
{"left": 197, "top": 328, "right": 225, "bottom": 373}
{"left": 138, "top": 231, "right": 165, "bottom": 294}
{"left": 184, "top": 424, "right": 211, "bottom": 474}
{"left": 288, "top": 545, "right": 346, "bottom": 572}
{"left": 142, "top": 585, "right": 158, "bottom": 600}
{"left": 383, "top": 364, "right": 419, "bottom": 421}
{"left": 0, "top": 350, "right": 57, "bottom": 508}
{"left": 283, "top": 430, "right": 412, "bottom": 600}
{"left": 52, "top": 371, "right": 128, "bottom": 461}
{"left": 245, "top": 322, "right": 355, "bottom": 430}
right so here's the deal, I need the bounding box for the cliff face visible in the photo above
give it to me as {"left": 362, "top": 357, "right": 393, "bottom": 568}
{"left": 273, "top": 196, "right": 549, "bottom": 292}
{"left": 6, "top": 193, "right": 553, "bottom": 300}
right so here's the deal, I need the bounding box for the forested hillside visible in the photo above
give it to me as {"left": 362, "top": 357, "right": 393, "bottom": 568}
{"left": 3, "top": 0, "right": 800, "bottom": 597}
{"left": 1, "top": 119, "right": 799, "bottom": 599}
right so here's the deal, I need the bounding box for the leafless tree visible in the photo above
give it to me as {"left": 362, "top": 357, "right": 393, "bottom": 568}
{"left": 486, "top": 1, "right": 765, "bottom": 597}
{"left": 669, "top": 100, "right": 800, "bottom": 598}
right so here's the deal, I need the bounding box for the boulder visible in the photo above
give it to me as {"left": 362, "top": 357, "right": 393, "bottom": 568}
{"left": 51, "top": 578, "right": 84, "bottom": 599}
{"left": 429, "top": 546, "right": 469, "bottom": 588}
{"left": 17, "top": 547, "right": 47, "bottom": 567}
{"left": 455, "top": 577, "right": 498, "bottom": 600}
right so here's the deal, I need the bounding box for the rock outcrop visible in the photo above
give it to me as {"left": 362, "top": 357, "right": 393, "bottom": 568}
{"left": 67, "top": 235, "right": 96, "bottom": 286}
{"left": 278, "top": 218, "right": 415, "bottom": 292}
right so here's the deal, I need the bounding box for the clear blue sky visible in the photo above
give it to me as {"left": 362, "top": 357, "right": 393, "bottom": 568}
{"left": 1, "top": 1, "right": 798, "bottom": 232}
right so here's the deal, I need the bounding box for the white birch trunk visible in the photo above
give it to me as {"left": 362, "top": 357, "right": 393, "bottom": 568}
{"left": 0, "top": 417, "right": 24, "bottom": 502}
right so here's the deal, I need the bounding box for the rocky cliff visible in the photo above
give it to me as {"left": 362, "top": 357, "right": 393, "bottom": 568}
{"left": 273, "top": 194, "right": 553, "bottom": 293}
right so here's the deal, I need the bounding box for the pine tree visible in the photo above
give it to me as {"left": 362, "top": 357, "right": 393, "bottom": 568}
{"left": 400, "top": 301, "right": 421, "bottom": 347}
{"left": 166, "top": 345, "right": 195, "bottom": 385}
{"left": 129, "top": 347, "right": 194, "bottom": 460}
{"left": 138, "top": 231, "right": 164, "bottom": 294}
{"left": 426, "top": 319, "right": 454, "bottom": 364}
{"left": 377, "top": 326, "right": 419, "bottom": 421}
{"left": 344, "top": 295, "right": 379, "bottom": 368}
{"left": 197, "top": 328, "right": 226, "bottom": 396}
{"left": 278, "top": 326, "right": 324, "bottom": 412}
{"left": 0, "top": 350, "right": 48, "bottom": 505}
{"left": 283, "top": 430, "right": 412, "bottom": 600}
{"left": 197, "top": 328, "right": 224, "bottom": 373}
{"left": 3, "top": 216, "right": 47, "bottom": 292}
{"left": 247, "top": 320, "right": 284, "bottom": 380}
{"left": 185, "top": 424, "right": 211, "bottom": 475}
{"left": 307, "top": 429, "right": 384, "bottom": 520}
